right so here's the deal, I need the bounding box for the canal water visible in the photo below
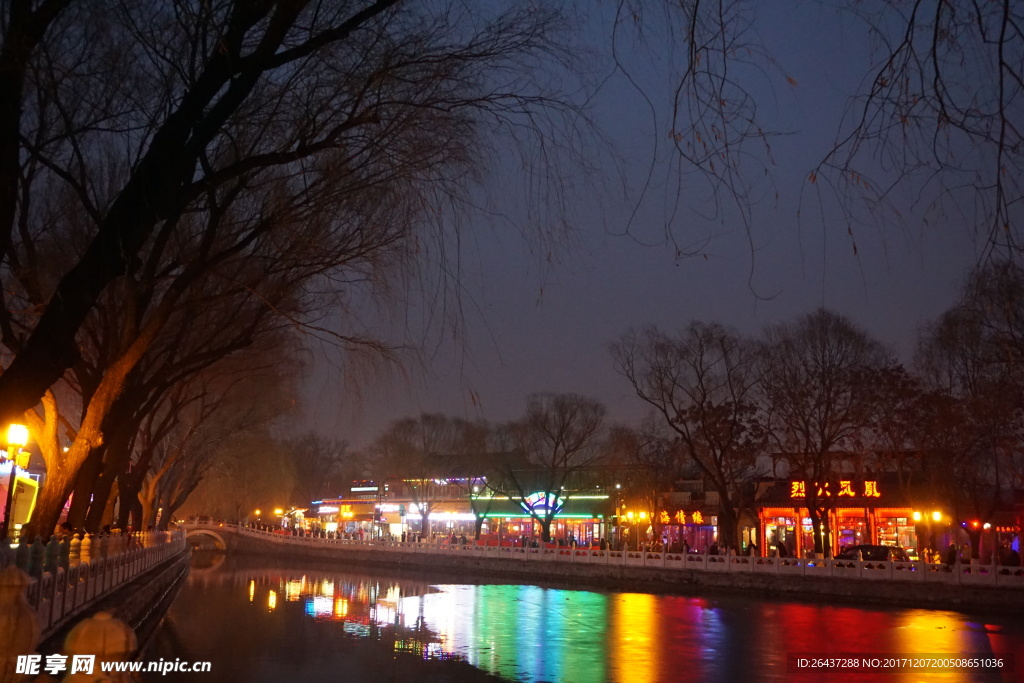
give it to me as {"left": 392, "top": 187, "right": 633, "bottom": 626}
{"left": 144, "top": 553, "right": 1024, "bottom": 682}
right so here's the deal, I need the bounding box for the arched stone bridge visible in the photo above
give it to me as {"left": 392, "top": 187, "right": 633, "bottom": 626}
{"left": 180, "top": 521, "right": 243, "bottom": 551}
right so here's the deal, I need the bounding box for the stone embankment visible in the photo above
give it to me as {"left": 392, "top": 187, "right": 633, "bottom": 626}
{"left": 223, "top": 528, "right": 1024, "bottom": 615}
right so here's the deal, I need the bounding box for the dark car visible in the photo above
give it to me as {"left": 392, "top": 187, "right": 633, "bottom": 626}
{"left": 835, "top": 544, "right": 910, "bottom": 562}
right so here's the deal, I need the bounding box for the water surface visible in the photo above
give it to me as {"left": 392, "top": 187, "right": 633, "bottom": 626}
{"left": 145, "top": 553, "right": 1023, "bottom": 682}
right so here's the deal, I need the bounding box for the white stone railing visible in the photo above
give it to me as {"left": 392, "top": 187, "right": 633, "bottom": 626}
{"left": 214, "top": 524, "right": 1024, "bottom": 589}
{"left": 2, "top": 530, "right": 188, "bottom": 637}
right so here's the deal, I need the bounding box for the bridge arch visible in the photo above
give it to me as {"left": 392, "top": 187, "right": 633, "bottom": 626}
{"left": 185, "top": 528, "right": 228, "bottom": 551}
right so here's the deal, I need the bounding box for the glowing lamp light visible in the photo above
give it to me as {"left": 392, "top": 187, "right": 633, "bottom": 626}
{"left": 639, "top": 511, "right": 648, "bottom": 520}
{"left": 5, "top": 424, "right": 28, "bottom": 450}
{"left": 983, "top": 523, "right": 991, "bottom": 530}
{"left": 254, "top": 509, "right": 262, "bottom": 516}
{"left": 274, "top": 508, "right": 284, "bottom": 515}
{"left": 1, "top": 423, "right": 30, "bottom": 541}
{"left": 626, "top": 511, "right": 634, "bottom": 520}
{"left": 972, "top": 521, "right": 980, "bottom": 528}
{"left": 912, "top": 511, "right": 922, "bottom": 522}
{"left": 932, "top": 511, "right": 942, "bottom": 522}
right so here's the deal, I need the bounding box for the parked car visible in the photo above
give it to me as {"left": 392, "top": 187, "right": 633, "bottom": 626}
{"left": 835, "top": 544, "right": 910, "bottom": 562}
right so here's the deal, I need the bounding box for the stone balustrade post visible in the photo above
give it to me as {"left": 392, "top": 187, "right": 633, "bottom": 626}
{"left": 62, "top": 611, "right": 137, "bottom": 683}
{"left": 27, "top": 537, "right": 45, "bottom": 578}
{"left": 44, "top": 536, "right": 60, "bottom": 574}
{"left": 80, "top": 534, "right": 93, "bottom": 565}
{"left": 69, "top": 534, "right": 81, "bottom": 566}
{"left": 0, "top": 565, "right": 41, "bottom": 682}
{"left": 59, "top": 535, "right": 71, "bottom": 570}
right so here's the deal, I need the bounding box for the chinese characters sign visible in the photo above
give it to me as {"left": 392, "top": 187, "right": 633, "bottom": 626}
{"left": 789, "top": 480, "right": 881, "bottom": 499}
{"left": 656, "top": 510, "right": 706, "bottom": 525}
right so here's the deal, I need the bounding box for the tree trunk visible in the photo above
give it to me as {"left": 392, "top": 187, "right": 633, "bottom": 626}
{"left": 540, "top": 516, "right": 552, "bottom": 543}
{"left": 809, "top": 509, "right": 831, "bottom": 557}
{"left": 84, "top": 466, "right": 119, "bottom": 532}
{"left": 22, "top": 469, "right": 76, "bottom": 539}
{"left": 116, "top": 473, "right": 142, "bottom": 530}
{"left": 717, "top": 505, "right": 739, "bottom": 551}
{"left": 66, "top": 447, "right": 105, "bottom": 530}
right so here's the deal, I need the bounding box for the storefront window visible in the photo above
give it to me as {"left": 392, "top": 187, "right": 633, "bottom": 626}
{"left": 877, "top": 516, "right": 916, "bottom": 549}
{"left": 835, "top": 512, "right": 867, "bottom": 553}
{"left": 765, "top": 517, "right": 796, "bottom": 556}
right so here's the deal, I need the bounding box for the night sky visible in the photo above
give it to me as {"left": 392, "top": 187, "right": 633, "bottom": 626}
{"left": 300, "top": 3, "right": 982, "bottom": 447}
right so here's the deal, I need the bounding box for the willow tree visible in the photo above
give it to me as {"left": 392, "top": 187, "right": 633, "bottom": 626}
{"left": 1, "top": 0, "right": 590, "bottom": 535}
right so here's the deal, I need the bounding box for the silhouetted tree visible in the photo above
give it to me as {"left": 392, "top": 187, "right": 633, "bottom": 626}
{"left": 0, "top": 0, "right": 588, "bottom": 425}
{"left": 497, "top": 393, "right": 606, "bottom": 542}
{"left": 611, "top": 322, "right": 767, "bottom": 550}
{"left": 759, "top": 309, "right": 887, "bottom": 557}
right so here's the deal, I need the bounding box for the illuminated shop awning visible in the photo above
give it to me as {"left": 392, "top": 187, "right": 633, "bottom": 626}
{"left": 471, "top": 494, "right": 607, "bottom": 520}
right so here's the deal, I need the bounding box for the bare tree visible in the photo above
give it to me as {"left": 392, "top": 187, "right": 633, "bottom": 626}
{"left": 185, "top": 431, "right": 296, "bottom": 526}
{"left": 5, "top": 0, "right": 596, "bottom": 536}
{"left": 815, "top": 0, "right": 1023, "bottom": 255}
{"left": 131, "top": 337, "right": 296, "bottom": 529}
{"left": 602, "top": 422, "right": 684, "bottom": 550}
{"left": 497, "top": 393, "right": 606, "bottom": 542}
{"left": 611, "top": 322, "right": 766, "bottom": 550}
{"left": 370, "top": 413, "right": 466, "bottom": 538}
{"left": 613, "top": 0, "right": 780, "bottom": 255}
{"left": 282, "top": 432, "right": 352, "bottom": 506}
{"left": 759, "top": 308, "right": 887, "bottom": 557}
{"left": 856, "top": 363, "right": 927, "bottom": 492}
{"left": 0, "top": 0, "right": 590, "bottom": 427}
{"left": 914, "top": 265, "right": 1024, "bottom": 556}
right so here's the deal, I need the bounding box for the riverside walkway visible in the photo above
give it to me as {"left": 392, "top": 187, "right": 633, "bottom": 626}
{"left": 183, "top": 522, "right": 1024, "bottom": 589}
{"left": 1, "top": 530, "right": 188, "bottom": 640}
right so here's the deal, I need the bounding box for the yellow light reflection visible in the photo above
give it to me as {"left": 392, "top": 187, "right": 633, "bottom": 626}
{"left": 286, "top": 578, "right": 304, "bottom": 601}
{"left": 894, "top": 610, "right": 969, "bottom": 652}
{"left": 248, "top": 580, "right": 255, "bottom": 602}
{"left": 267, "top": 590, "right": 277, "bottom": 611}
{"left": 610, "top": 594, "right": 660, "bottom": 683}
{"left": 334, "top": 597, "right": 349, "bottom": 617}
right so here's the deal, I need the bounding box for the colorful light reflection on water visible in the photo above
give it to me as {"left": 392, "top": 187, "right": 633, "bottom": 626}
{"left": 158, "top": 556, "right": 1024, "bottom": 683}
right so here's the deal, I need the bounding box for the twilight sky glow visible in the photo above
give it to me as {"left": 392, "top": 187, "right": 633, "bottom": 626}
{"left": 299, "top": 3, "right": 982, "bottom": 447}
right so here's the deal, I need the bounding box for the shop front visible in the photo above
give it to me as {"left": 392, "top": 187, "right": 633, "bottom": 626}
{"left": 756, "top": 478, "right": 918, "bottom": 557}
{"left": 310, "top": 500, "right": 378, "bottom": 537}
{"left": 396, "top": 501, "right": 477, "bottom": 540}
{"left": 471, "top": 492, "right": 608, "bottom": 546}
{"left": 654, "top": 508, "right": 718, "bottom": 553}
{"left": 761, "top": 510, "right": 798, "bottom": 557}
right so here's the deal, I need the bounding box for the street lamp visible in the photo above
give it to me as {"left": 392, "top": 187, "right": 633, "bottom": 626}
{"left": 1, "top": 423, "right": 29, "bottom": 542}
